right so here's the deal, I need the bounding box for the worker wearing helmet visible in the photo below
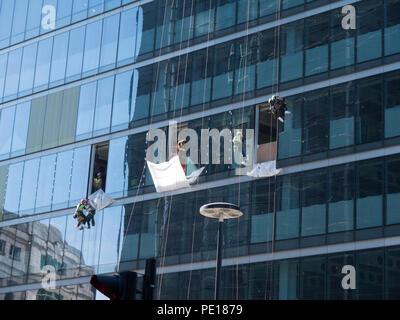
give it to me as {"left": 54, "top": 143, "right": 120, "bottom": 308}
{"left": 93, "top": 172, "right": 103, "bottom": 191}
{"left": 73, "top": 199, "right": 87, "bottom": 230}
{"left": 268, "top": 95, "right": 290, "bottom": 123}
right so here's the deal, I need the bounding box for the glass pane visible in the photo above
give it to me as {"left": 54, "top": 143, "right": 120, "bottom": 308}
{"left": 357, "top": 76, "right": 383, "bottom": 144}
{"left": 50, "top": 33, "right": 69, "bottom": 85}
{"left": 133, "top": 68, "right": 149, "bottom": 121}
{"left": 303, "top": 89, "right": 329, "bottom": 154}
{"left": 66, "top": 26, "right": 85, "bottom": 80}
{"left": 19, "top": 158, "right": 40, "bottom": 215}
{"left": 42, "top": 92, "right": 63, "bottom": 150}
{"left": 0, "top": 0, "right": 14, "bottom": 48}
{"left": 212, "top": 43, "right": 233, "bottom": 100}
{"left": 282, "top": 0, "right": 303, "bottom": 10}
{"left": 25, "top": 0, "right": 43, "bottom": 39}
{"left": 35, "top": 154, "right": 57, "bottom": 213}
{"left": 76, "top": 81, "right": 97, "bottom": 140}
{"left": 328, "top": 164, "right": 354, "bottom": 233}
{"left": 72, "top": 0, "right": 88, "bottom": 22}
{"left": 93, "top": 76, "right": 113, "bottom": 136}
{"left": 273, "top": 259, "right": 299, "bottom": 299}
{"left": 237, "top": 0, "right": 258, "bottom": 24}
{"left": 62, "top": 215, "right": 83, "bottom": 279}
{"left": 257, "top": 29, "right": 278, "bottom": 89}
{"left": 194, "top": 0, "right": 214, "bottom": 38}
{"left": 0, "top": 106, "right": 15, "bottom": 158}
{"left": 34, "top": 38, "right": 53, "bottom": 90}
{"left": 137, "top": 3, "right": 156, "bottom": 55}
{"left": 11, "top": 0, "right": 29, "bottom": 44}
{"left": 301, "top": 169, "right": 327, "bottom": 237}
{"left": 276, "top": 175, "right": 300, "bottom": 240}
{"left": 356, "top": 160, "right": 383, "bottom": 229}
{"left": 300, "top": 256, "right": 325, "bottom": 299}
{"left": 111, "top": 71, "right": 134, "bottom": 131}
{"left": 19, "top": 43, "right": 38, "bottom": 94}
{"left": 26, "top": 96, "right": 47, "bottom": 154}
{"left": 99, "top": 14, "right": 119, "bottom": 71}
{"left": 118, "top": 8, "right": 138, "bottom": 65}
{"left": 384, "top": 0, "right": 400, "bottom": 56}
{"left": 46, "top": 216, "right": 67, "bottom": 278}
{"left": 330, "top": 82, "right": 355, "bottom": 149}
{"left": 52, "top": 150, "right": 73, "bottom": 210}
{"left": 59, "top": 86, "right": 80, "bottom": 145}
{"left": 0, "top": 165, "right": 8, "bottom": 221}
{"left": 356, "top": 249, "right": 384, "bottom": 299}
{"left": 327, "top": 252, "right": 355, "bottom": 300}
{"left": 82, "top": 20, "right": 102, "bottom": 75}
{"left": 386, "top": 156, "right": 400, "bottom": 225}
{"left": 28, "top": 220, "right": 49, "bottom": 283}
{"left": 385, "top": 71, "right": 400, "bottom": 138}
{"left": 56, "top": 0, "right": 73, "bottom": 28}
{"left": 106, "top": 137, "right": 128, "bottom": 198}
{"left": 0, "top": 53, "right": 8, "bottom": 100}
{"left": 69, "top": 146, "right": 90, "bottom": 204}
{"left": 260, "top": 0, "right": 277, "bottom": 17}
{"left": 280, "top": 21, "right": 303, "bottom": 82}
{"left": 88, "top": 0, "right": 104, "bottom": 16}
{"left": 386, "top": 247, "right": 400, "bottom": 299}
{"left": 98, "top": 206, "right": 123, "bottom": 273}
{"left": 3, "top": 163, "right": 24, "bottom": 219}
{"left": 4, "top": 48, "right": 23, "bottom": 99}
{"left": 216, "top": 0, "right": 236, "bottom": 31}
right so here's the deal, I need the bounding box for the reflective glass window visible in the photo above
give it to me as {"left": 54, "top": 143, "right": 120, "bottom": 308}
{"left": 59, "top": 87, "right": 80, "bottom": 146}
{"left": 357, "top": 76, "right": 383, "bottom": 145}
{"left": 0, "top": 0, "right": 14, "bottom": 48}
{"left": 194, "top": 0, "right": 215, "bottom": 38}
{"left": 137, "top": 3, "right": 156, "bottom": 55}
{"left": 238, "top": 0, "right": 258, "bottom": 24}
{"left": 0, "top": 106, "right": 15, "bottom": 159}
{"left": 386, "top": 156, "right": 400, "bottom": 225}
{"left": 4, "top": 48, "right": 23, "bottom": 100}
{"left": 41, "top": 0, "right": 58, "bottom": 35}
{"left": 257, "top": 29, "right": 278, "bottom": 89}
{"left": 280, "top": 20, "right": 304, "bottom": 82}
{"left": 133, "top": 67, "right": 150, "bottom": 121}
{"left": 356, "top": 159, "right": 383, "bottom": 229}
{"left": 216, "top": 0, "right": 236, "bottom": 31}
{"left": 276, "top": 175, "right": 300, "bottom": 240}
{"left": 26, "top": 96, "right": 47, "bottom": 154}
{"left": 278, "top": 95, "right": 302, "bottom": 159}
{"left": 11, "top": 0, "right": 29, "bottom": 44}
{"left": 0, "top": 53, "right": 8, "bottom": 100}
{"left": 46, "top": 216, "right": 67, "bottom": 277}
{"left": 190, "top": 49, "right": 212, "bottom": 106}
{"left": 66, "top": 26, "right": 85, "bottom": 81}
{"left": 99, "top": 14, "right": 119, "bottom": 72}
{"left": 357, "top": 0, "right": 383, "bottom": 63}
{"left": 273, "top": 259, "right": 299, "bottom": 299}
{"left": 56, "top": 0, "right": 73, "bottom": 28}
{"left": 328, "top": 164, "right": 354, "bottom": 233}
{"left": 50, "top": 33, "right": 69, "bottom": 86}
{"left": 305, "top": 13, "right": 329, "bottom": 76}
{"left": 35, "top": 154, "right": 57, "bottom": 214}
{"left": 88, "top": 0, "right": 104, "bottom": 17}
{"left": 260, "top": 0, "right": 277, "bottom": 17}
{"left": 69, "top": 146, "right": 90, "bottom": 204}
{"left": 330, "top": 7, "right": 355, "bottom": 70}
{"left": 62, "top": 215, "right": 83, "bottom": 279}
{"left": 0, "top": 166, "right": 8, "bottom": 221}
{"left": 93, "top": 76, "right": 114, "bottom": 136}
{"left": 385, "top": 247, "right": 400, "bottom": 299}
{"left": 234, "top": 37, "right": 256, "bottom": 95}
{"left": 300, "top": 256, "right": 326, "bottom": 300}
{"left": 52, "top": 150, "right": 74, "bottom": 210}
{"left": 19, "top": 159, "right": 40, "bottom": 215}
{"left": 105, "top": 0, "right": 121, "bottom": 10}
{"left": 3, "top": 163, "right": 23, "bottom": 219}
{"left": 303, "top": 89, "right": 329, "bottom": 154}
{"left": 19, "top": 43, "right": 38, "bottom": 95}
{"left": 83, "top": 20, "right": 102, "bottom": 76}
{"left": 301, "top": 169, "right": 327, "bottom": 237}
{"left": 118, "top": 8, "right": 138, "bottom": 66}
{"left": 327, "top": 252, "right": 355, "bottom": 300}
{"left": 76, "top": 81, "right": 97, "bottom": 140}
{"left": 34, "top": 38, "right": 53, "bottom": 91}
{"left": 72, "top": 0, "right": 89, "bottom": 22}
{"left": 26, "top": 0, "right": 43, "bottom": 39}
{"left": 12, "top": 223, "right": 33, "bottom": 281}
{"left": 106, "top": 137, "right": 128, "bottom": 198}
{"left": 330, "top": 82, "right": 355, "bottom": 149}
{"left": 111, "top": 71, "right": 135, "bottom": 131}
{"left": 356, "top": 249, "right": 384, "bottom": 299}
{"left": 385, "top": 71, "right": 400, "bottom": 138}
{"left": 170, "top": 58, "right": 191, "bottom": 113}
{"left": 384, "top": 0, "right": 400, "bottom": 56}
{"left": 212, "top": 43, "right": 233, "bottom": 100}
{"left": 251, "top": 180, "right": 274, "bottom": 243}
{"left": 98, "top": 206, "right": 123, "bottom": 273}
{"left": 11, "top": 102, "right": 30, "bottom": 157}
{"left": 282, "top": 0, "right": 303, "bottom": 10}
{"left": 42, "top": 92, "right": 63, "bottom": 150}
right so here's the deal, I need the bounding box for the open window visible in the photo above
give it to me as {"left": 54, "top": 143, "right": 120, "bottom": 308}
{"left": 257, "top": 102, "right": 277, "bottom": 163}
{"left": 90, "top": 142, "right": 109, "bottom": 194}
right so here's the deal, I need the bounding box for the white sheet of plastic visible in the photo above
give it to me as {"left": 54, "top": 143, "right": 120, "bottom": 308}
{"left": 147, "top": 156, "right": 191, "bottom": 193}
{"left": 246, "top": 160, "right": 282, "bottom": 178}
{"left": 88, "top": 189, "right": 115, "bottom": 211}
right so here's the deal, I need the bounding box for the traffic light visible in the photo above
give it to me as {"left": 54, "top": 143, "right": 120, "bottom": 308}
{"left": 90, "top": 271, "right": 137, "bottom": 300}
{"left": 143, "top": 258, "right": 156, "bottom": 300}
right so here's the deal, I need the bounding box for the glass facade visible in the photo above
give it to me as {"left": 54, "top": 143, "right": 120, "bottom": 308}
{"left": 1, "top": 0, "right": 400, "bottom": 300}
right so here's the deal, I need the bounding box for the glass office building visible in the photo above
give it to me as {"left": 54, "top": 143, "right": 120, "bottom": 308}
{"left": 0, "top": 0, "right": 400, "bottom": 300}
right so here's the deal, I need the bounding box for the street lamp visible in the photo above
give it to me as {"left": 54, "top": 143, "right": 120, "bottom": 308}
{"left": 199, "top": 202, "right": 243, "bottom": 300}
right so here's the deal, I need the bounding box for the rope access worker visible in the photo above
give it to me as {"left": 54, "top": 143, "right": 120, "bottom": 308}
{"left": 85, "top": 204, "right": 96, "bottom": 229}
{"left": 93, "top": 172, "right": 103, "bottom": 191}
{"left": 268, "top": 95, "right": 291, "bottom": 123}
{"left": 73, "top": 199, "right": 88, "bottom": 230}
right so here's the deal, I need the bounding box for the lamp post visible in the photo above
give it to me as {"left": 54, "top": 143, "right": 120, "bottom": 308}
{"left": 199, "top": 202, "right": 243, "bottom": 300}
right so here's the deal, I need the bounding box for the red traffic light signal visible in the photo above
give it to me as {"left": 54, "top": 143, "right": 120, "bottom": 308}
{"left": 90, "top": 271, "right": 137, "bottom": 300}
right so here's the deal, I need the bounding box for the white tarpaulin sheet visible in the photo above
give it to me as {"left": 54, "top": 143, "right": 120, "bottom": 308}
{"left": 147, "top": 156, "right": 204, "bottom": 193}
{"left": 88, "top": 189, "right": 115, "bottom": 210}
{"left": 247, "top": 160, "right": 282, "bottom": 178}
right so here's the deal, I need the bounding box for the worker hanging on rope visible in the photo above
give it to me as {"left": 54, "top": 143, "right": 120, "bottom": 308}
{"left": 267, "top": 95, "right": 291, "bottom": 123}
{"left": 232, "top": 131, "right": 249, "bottom": 166}
{"left": 73, "top": 199, "right": 88, "bottom": 230}
{"left": 85, "top": 203, "right": 96, "bottom": 229}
